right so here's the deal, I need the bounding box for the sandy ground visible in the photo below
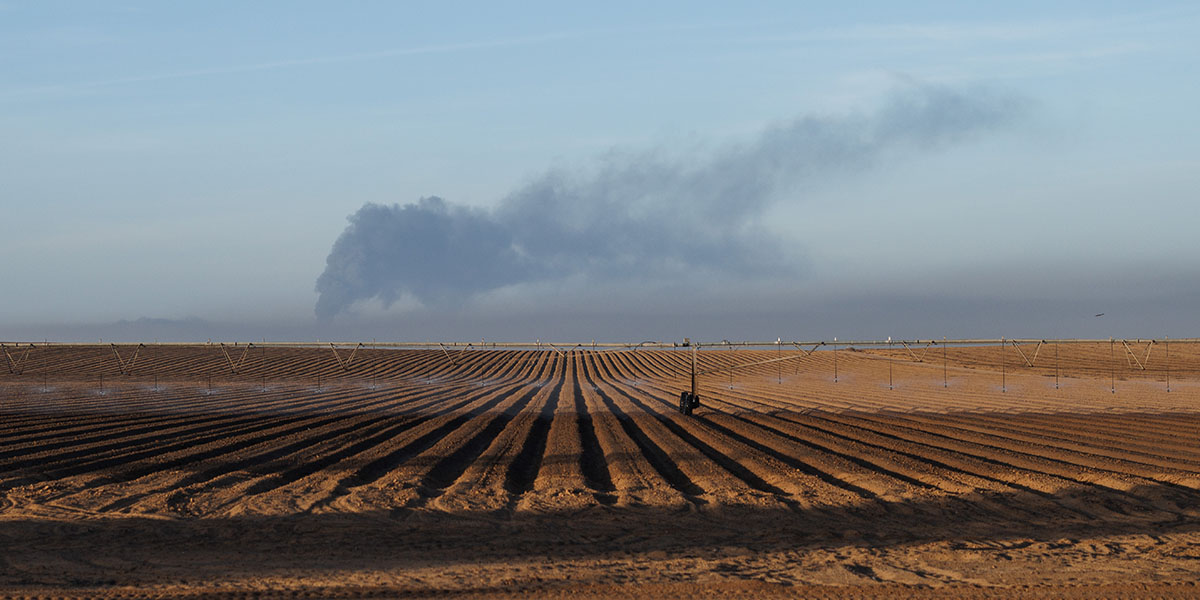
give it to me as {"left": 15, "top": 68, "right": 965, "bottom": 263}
{"left": 2, "top": 344, "right": 1200, "bottom": 598}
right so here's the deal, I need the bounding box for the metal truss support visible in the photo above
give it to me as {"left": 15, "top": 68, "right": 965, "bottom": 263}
{"left": 2, "top": 343, "right": 35, "bottom": 375}
{"left": 1010, "top": 340, "right": 1038, "bottom": 368}
{"left": 899, "top": 340, "right": 934, "bottom": 362}
{"left": 219, "top": 342, "right": 255, "bottom": 374}
{"left": 110, "top": 343, "right": 145, "bottom": 376}
{"left": 1120, "top": 339, "right": 1151, "bottom": 371}
{"left": 700, "top": 349, "right": 815, "bottom": 379}
{"left": 329, "top": 342, "right": 363, "bottom": 371}
{"left": 438, "top": 343, "right": 458, "bottom": 366}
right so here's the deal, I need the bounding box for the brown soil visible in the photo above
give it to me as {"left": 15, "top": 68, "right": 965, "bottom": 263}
{"left": 2, "top": 344, "right": 1200, "bottom": 598}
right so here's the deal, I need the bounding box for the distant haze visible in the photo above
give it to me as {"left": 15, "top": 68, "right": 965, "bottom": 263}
{"left": 2, "top": 4, "right": 1198, "bottom": 342}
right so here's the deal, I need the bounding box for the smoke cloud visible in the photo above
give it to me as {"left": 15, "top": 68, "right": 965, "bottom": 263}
{"left": 315, "top": 84, "right": 1025, "bottom": 319}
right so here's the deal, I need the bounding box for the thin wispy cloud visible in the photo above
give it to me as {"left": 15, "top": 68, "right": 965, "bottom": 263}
{"left": 963, "top": 42, "right": 1148, "bottom": 68}
{"left": 0, "top": 31, "right": 574, "bottom": 100}
{"left": 738, "top": 7, "right": 1197, "bottom": 46}
{"left": 0, "top": 19, "right": 759, "bottom": 102}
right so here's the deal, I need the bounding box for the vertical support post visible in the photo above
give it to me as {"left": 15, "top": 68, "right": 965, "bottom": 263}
{"left": 690, "top": 345, "right": 697, "bottom": 398}
{"left": 942, "top": 337, "right": 947, "bottom": 388}
{"left": 888, "top": 338, "right": 893, "bottom": 390}
{"left": 833, "top": 338, "right": 838, "bottom": 383}
{"left": 261, "top": 344, "right": 266, "bottom": 391}
{"left": 1055, "top": 341, "right": 1060, "bottom": 390}
{"left": 776, "top": 337, "right": 781, "bottom": 385}
{"left": 1001, "top": 337, "right": 1006, "bottom": 393}
{"left": 1165, "top": 336, "right": 1170, "bottom": 393}
{"left": 1110, "top": 338, "right": 1115, "bottom": 394}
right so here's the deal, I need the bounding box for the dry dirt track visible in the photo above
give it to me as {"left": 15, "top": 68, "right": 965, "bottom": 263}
{"left": 3, "top": 344, "right": 1200, "bottom": 599}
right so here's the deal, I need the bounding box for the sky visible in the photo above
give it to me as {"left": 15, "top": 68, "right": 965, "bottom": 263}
{"left": 2, "top": 1, "right": 1198, "bottom": 343}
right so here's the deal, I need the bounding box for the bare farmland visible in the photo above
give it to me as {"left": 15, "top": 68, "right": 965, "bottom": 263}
{"left": 2, "top": 343, "right": 1200, "bottom": 598}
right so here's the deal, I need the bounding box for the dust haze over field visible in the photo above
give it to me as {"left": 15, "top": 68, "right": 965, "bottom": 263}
{"left": 314, "top": 84, "right": 1024, "bottom": 320}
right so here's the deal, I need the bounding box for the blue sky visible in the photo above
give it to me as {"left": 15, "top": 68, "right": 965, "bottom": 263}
{"left": 2, "top": 2, "right": 1198, "bottom": 341}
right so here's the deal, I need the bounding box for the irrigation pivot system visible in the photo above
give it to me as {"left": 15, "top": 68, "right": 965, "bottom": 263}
{"left": 2, "top": 337, "right": 1195, "bottom": 404}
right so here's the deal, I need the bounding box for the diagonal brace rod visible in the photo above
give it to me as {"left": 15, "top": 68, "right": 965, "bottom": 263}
{"left": 1029, "top": 341, "right": 1044, "bottom": 366}
{"left": 438, "top": 343, "right": 458, "bottom": 366}
{"left": 1010, "top": 340, "right": 1034, "bottom": 367}
{"left": 219, "top": 343, "right": 254, "bottom": 374}
{"left": 330, "top": 342, "right": 363, "bottom": 371}
{"left": 2, "top": 343, "right": 35, "bottom": 375}
{"left": 792, "top": 342, "right": 823, "bottom": 356}
{"left": 110, "top": 343, "right": 145, "bottom": 376}
{"left": 1121, "top": 340, "right": 1147, "bottom": 370}
{"left": 899, "top": 341, "right": 924, "bottom": 362}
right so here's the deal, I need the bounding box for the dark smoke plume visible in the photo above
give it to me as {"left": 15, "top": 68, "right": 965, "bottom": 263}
{"left": 316, "top": 84, "right": 1025, "bottom": 319}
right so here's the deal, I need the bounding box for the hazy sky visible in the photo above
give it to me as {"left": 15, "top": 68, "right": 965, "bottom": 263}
{"left": 3, "top": 2, "right": 1198, "bottom": 342}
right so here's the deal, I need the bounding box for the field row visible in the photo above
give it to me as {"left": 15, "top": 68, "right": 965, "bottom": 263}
{"left": 4, "top": 348, "right": 1200, "bottom": 525}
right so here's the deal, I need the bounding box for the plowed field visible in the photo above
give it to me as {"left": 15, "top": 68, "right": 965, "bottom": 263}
{"left": 3, "top": 344, "right": 1200, "bottom": 598}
